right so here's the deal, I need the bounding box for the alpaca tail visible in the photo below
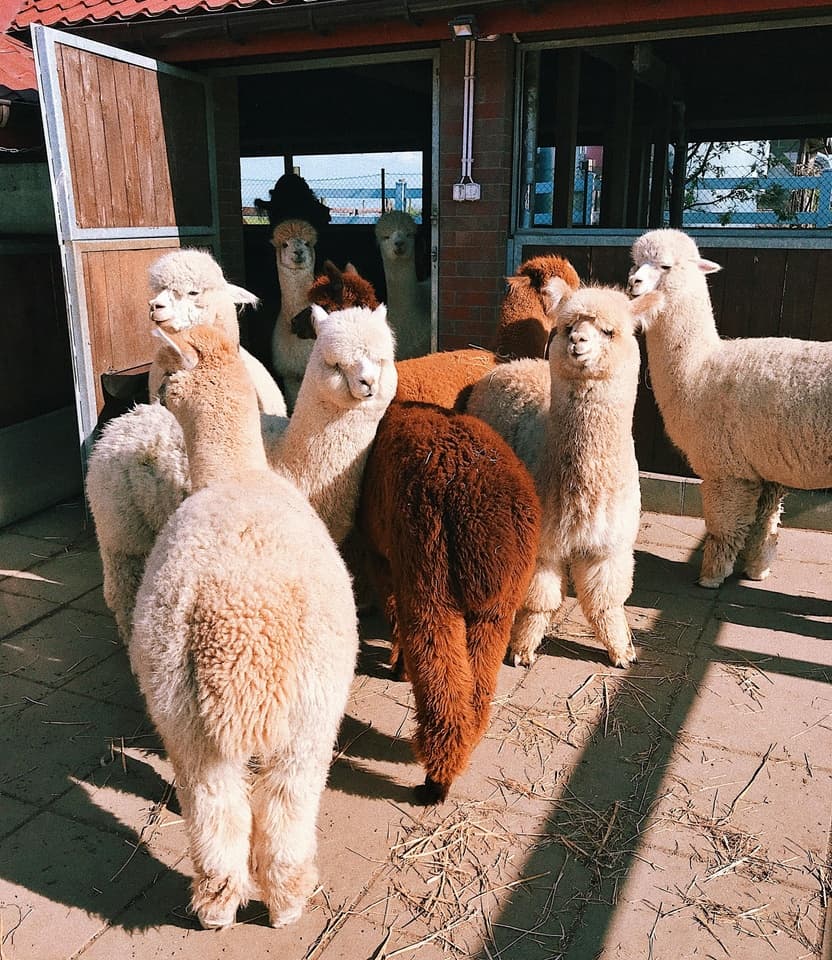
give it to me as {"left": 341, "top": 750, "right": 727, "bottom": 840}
{"left": 403, "top": 607, "right": 476, "bottom": 803}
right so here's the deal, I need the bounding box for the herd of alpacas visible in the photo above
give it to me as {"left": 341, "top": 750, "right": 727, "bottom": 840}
{"left": 85, "top": 218, "right": 832, "bottom": 930}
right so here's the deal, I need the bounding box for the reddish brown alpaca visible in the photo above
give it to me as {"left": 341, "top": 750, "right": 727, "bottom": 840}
{"left": 497, "top": 254, "right": 581, "bottom": 360}
{"left": 358, "top": 401, "right": 541, "bottom": 803}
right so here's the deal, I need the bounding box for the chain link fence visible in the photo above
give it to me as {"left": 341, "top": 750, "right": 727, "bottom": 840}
{"left": 242, "top": 170, "right": 423, "bottom": 225}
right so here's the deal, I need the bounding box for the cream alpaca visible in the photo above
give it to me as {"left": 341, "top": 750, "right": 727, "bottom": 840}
{"left": 269, "top": 302, "right": 398, "bottom": 545}
{"left": 628, "top": 228, "right": 832, "bottom": 587}
{"left": 270, "top": 218, "right": 318, "bottom": 410}
{"left": 469, "top": 283, "right": 658, "bottom": 667}
{"left": 131, "top": 324, "right": 357, "bottom": 930}
{"left": 375, "top": 210, "right": 431, "bottom": 359}
{"left": 146, "top": 248, "right": 286, "bottom": 417}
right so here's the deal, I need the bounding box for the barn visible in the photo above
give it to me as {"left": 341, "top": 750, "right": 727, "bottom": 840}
{"left": 2, "top": 0, "right": 832, "bottom": 524}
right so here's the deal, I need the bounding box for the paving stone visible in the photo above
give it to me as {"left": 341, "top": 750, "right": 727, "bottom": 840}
{"left": 0, "top": 532, "right": 70, "bottom": 578}
{"left": 0, "top": 689, "right": 147, "bottom": 806}
{"left": 0, "top": 792, "right": 39, "bottom": 839}
{"left": 1, "top": 607, "right": 118, "bottom": 689}
{"left": 61, "top": 645, "right": 146, "bottom": 713}
{"left": 0, "top": 588, "right": 59, "bottom": 636}
{"left": 69, "top": 585, "right": 113, "bottom": 619}
{"left": 0, "top": 542, "right": 103, "bottom": 604}
{"left": 5, "top": 499, "right": 88, "bottom": 542}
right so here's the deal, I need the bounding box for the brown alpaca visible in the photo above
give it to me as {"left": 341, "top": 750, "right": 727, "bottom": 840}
{"left": 497, "top": 254, "right": 581, "bottom": 360}
{"left": 358, "top": 401, "right": 541, "bottom": 803}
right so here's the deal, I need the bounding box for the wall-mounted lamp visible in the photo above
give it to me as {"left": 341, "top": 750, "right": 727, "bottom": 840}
{"left": 449, "top": 14, "right": 479, "bottom": 39}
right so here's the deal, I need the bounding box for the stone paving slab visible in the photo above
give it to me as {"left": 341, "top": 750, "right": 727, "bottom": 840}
{"left": 0, "top": 503, "right": 830, "bottom": 960}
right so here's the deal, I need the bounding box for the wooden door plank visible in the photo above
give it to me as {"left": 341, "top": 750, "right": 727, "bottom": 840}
{"left": 96, "top": 56, "right": 130, "bottom": 226}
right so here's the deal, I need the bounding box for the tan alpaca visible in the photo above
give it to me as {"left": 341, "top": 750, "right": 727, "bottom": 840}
{"left": 130, "top": 324, "right": 357, "bottom": 929}
{"left": 374, "top": 210, "right": 431, "bottom": 359}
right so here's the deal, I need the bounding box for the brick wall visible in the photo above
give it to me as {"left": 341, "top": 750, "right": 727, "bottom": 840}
{"left": 437, "top": 35, "right": 515, "bottom": 351}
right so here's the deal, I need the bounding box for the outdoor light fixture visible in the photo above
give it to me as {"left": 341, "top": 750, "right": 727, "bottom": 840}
{"left": 449, "top": 14, "right": 479, "bottom": 39}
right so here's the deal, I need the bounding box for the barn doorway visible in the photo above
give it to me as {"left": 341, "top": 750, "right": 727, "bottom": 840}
{"left": 232, "top": 54, "right": 438, "bottom": 368}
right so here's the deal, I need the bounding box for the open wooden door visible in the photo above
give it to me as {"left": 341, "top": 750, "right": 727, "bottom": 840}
{"left": 31, "top": 24, "right": 218, "bottom": 465}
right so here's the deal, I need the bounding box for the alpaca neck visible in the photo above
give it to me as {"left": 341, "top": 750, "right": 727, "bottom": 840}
{"left": 383, "top": 256, "right": 419, "bottom": 306}
{"left": 646, "top": 283, "right": 720, "bottom": 407}
{"left": 277, "top": 264, "right": 314, "bottom": 325}
{"left": 181, "top": 389, "right": 268, "bottom": 491}
{"left": 276, "top": 393, "right": 382, "bottom": 544}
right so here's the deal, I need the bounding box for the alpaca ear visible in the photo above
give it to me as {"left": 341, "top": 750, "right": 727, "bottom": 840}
{"left": 291, "top": 306, "right": 317, "bottom": 339}
{"left": 371, "top": 303, "right": 388, "bottom": 323}
{"left": 344, "top": 262, "right": 358, "bottom": 275}
{"left": 541, "top": 276, "right": 571, "bottom": 315}
{"left": 629, "top": 290, "right": 664, "bottom": 332}
{"left": 152, "top": 326, "right": 199, "bottom": 370}
{"left": 697, "top": 257, "right": 722, "bottom": 275}
{"left": 227, "top": 284, "right": 260, "bottom": 309}
{"left": 310, "top": 303, "right": 329, "bottom": 336}
{"left": 505, "top": 275, "right": 529, "bottom": 288}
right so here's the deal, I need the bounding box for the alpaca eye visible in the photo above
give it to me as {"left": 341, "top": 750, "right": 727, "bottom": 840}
{"left": 564, "top": 325, "right": 573, "bottom": 335}
{"left": 188, "top": 290, "right": 199, "bottom": 297}
{"left": 602, "top": 328, "right": 614, "bottom": 338}
{"left": 661, "top": 264, "right": 672, "bottom": 271}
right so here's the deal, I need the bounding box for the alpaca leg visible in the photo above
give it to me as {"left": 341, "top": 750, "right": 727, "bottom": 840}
{"left": 174, "top": 753, "right": 253, "bottom": 929}
{"left": 509, "top": 560, "right": 566, "bottom": 667}
{"left": 466, "top": 611, "right": 514, "bottom": 742}
{"left": 363, "top": 549, "right": 407, "bottom": 679}
{"left": 571, "top": 551, "right": 636, "bottom": 668}
{"left": 699, "top": 477, "right": 762, "bottom": 588}
{"left": 739, "top": 482, "right": 785, "bottom": 581}
{"left": 402, "top": 604, "right": 475, "bottom": 803}
{"left": 100, "top": 547, "right": 145, "bottom": 642}
{"left": 250, "top": 747, "right": 328, "bottom": 927}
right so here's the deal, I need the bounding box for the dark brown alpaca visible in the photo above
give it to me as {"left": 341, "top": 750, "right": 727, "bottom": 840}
{"left": 497, "top": 254, "right": 581, "bottom": 360}
{"left": 358, "top": 400, "right": 541, "bottom": 804}
{"left": 291, "top": 261, "right": 380, "bottom": 337}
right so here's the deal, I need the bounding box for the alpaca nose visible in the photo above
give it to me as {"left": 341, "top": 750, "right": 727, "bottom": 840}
{"left": 360, "top": 376, "right": 376, "bottom": 397}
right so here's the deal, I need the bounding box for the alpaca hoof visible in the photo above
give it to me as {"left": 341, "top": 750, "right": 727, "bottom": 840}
{"left": 697, "top": 575, "right": 723, "bottom": 589}
{"left": 414, "top": 776, "right": 449, "bottom": 805}
{"left": 510, "top": 646, "right": 537, "bottom": 668}
{"left": 742, "top": 564, "right": 771, "bottom": 582}
{"left": 269, "top": 900, "right": 304, "bottom": 928}
{"left": 190, "top": 877, "right": 243, "bottom": 929}
{"left": 609, "top": 646, "right": 637, "bottom": 669}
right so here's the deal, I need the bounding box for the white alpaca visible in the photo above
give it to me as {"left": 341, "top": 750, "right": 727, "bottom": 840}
{"left": 468, "top": 283, "right": 659, "bottom": 667}
{"left": 628, "top": 228, "right": 832, "bottom": 587}
{"left": 86, "top": 302, "right": 396, "bottom": 640}
{"left": 375, "top": 210, "right": 431, "bottom": 359}
{"left": 146, "top": 248, "right": 286, "bottom": 417}
{"left": 270, "top": 219, "right": 318, "bottom": 410}
{"left": 268, "top": 303, "right": 398, "bottom": 545}
{"left": 131, "top": 323, "right": 357, "bottom": 930}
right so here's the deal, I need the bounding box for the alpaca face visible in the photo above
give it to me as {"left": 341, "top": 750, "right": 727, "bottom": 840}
{"left": 548, "top": 289, "right": 639, "bottom": 381}
{"left": 628, "top": 230, "right": 721, "bottom": 296}
{"left": 149, "top": 285, "right": 210, "bottom": 332}
{"left": 378, "top": 225, "right": 415, "bottom": 262}
{"left": 274, "top": 236, "right": 315, "bottom": 272}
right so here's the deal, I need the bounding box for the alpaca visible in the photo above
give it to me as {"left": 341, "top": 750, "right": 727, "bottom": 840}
{"left": 147, "top": 248, "right": 287, "bottom": 417}
{"left": 271, "top": 302, "right": 398, "bottom": 546}
{"left": 359, "top": 401, "right": 540, "bottom": 803}
{"left": 468, "top": 283, "right": 660, "bottom": 668}
{"left": 270, "top": 218, "right": 318, "bottom": 410}
{"left": 374, "top": 210, "right": 431, "bottom": 359}
{"left": 131, "top": 323, "right": 357, "bottom": 929}
{"left": 496, "top": 254, "right": 581, "bottom": 360}
{"left": 628, "top": 228, "right": 832, "bottom": 587}
{"left": 254, "top": 172, "right": 332, "bottom": 234}
{"left": 289, "top": 259, "right": 380, "bottom": 335}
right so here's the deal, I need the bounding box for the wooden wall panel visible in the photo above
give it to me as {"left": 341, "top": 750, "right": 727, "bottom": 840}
{"left": 55, "top": 46, "right": 212, "bottom": 231}
{"left": 79, "top": 243, "right": 186, "bottom": 412}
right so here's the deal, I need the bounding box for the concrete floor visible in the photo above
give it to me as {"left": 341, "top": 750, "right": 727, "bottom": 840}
{"left": 1, "top": 499, "right": 830, "bottom": 959}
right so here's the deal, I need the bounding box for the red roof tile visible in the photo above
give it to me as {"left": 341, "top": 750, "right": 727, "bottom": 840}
{"left": 11, "top": 0, "right": 288, "bottom": 29}
{"left": 0, "top": 32, "right": 36, "bottom": 94}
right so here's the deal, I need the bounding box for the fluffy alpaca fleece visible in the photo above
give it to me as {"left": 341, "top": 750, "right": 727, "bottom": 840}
{"left": 358, "top": 400, "right": 540, "bottom": 803}
{"left": 270, "top": 218, "right": 318, "bottom": 410}
{"left": 496, "top": 254, "right": 581, "bottom": 360}
{"left": 131, "top": 324, "right": 357, "bottom": 930}
{"left": 374, "top": 210, "right": 431, "bottom": 359}
{"left": 469, "top": 283, "right": 659, "bottom": 668}
{"left": 394, "top": 347, "right": 499, "bottom": 410}
{"left": 270, "top": 303, "right": 398, "bottom": 546}
{"left": 86, "top": 402, "right": 189, "bottom": 641}
{"left": 147, "top": 248, "right": 286, "bottom": 417}
{"left": 629, "top": 228, "right": 832, "bottom": 587}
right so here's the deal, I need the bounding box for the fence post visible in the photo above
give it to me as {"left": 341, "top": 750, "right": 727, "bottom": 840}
{"left": 818, "top": 169, "right": 832, "bottom": 228}
{"left": 381, "top": 168, "right": 386, "bottom": 214}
